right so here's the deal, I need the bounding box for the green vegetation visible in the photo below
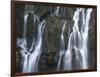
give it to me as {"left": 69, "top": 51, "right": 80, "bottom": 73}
{"left": 16, "top": 4, "right": 96, "bottom": 72}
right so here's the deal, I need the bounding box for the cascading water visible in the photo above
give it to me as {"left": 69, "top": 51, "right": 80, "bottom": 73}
{"left": 63, "top": 8, "right": 93, "bottom": 70}
{"left": 27, "top": 20, "right": 46, "bottom": 72}
{"left": 16, "top": 5, "right": 94, "bottom": 73}
{"left": 17, "top": 6, "right": 46, "bottom": 72}
{"left": 80, "top": 8, "right": 93, "bottom": 69}
{"left": 57, "top": 21, "right": 66, "bottom": 70}
{"left": 55, "top": 6, "right": 60, "bottom": 16}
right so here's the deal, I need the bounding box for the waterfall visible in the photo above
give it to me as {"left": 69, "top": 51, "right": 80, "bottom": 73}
{"left": 63, "top": 8, "right": 93, "bottom": 70}
{"left": 55, "top": 6, "right": 60, "bottom": 16}
{"left": 27, "top": 20, "right": 46, "bottom": 72}
{"left": 17, "top": 7, "right": 46, "bottom": 72}
{"left": 81, "top": 8, "right": 93, "bottom": 69}
{"left": 23, "top": 14, "right": 28, "bottom": 38}
{"left": 57, "top": 21, "right": 66, "bottom": 70}
{"left": 16, "top": 5, "right": 93, "bottom": 72}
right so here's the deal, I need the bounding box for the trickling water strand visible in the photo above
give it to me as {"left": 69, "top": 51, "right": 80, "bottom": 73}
{"left": 63, "top": 8, "right": 92, "bottom": 70}
{"left": 64, "top": 33, "right": 73, "bottom": 70}
{"left": 22, "top": 51, "right": 30, "bottom": 72}
{"left": 55, "top": 6, "right": 60, "bottom": 16}
{"left": 57, "top": 21, "right": 66, "bottom": 70}
{"left": 24, "top": 14, "right": 28, "bottom": 38}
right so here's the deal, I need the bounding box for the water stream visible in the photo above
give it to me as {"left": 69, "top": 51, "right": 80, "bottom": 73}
{"left": 57, "top": 21, "right": 66, "bottom": 70}
{"left": 63, "top": 8, "right": 93, "bottom": 70}
{"left": 16, "top": 6, "right": 93, "bottom": 72}
{"left": 17, "top": 8, "right": 46, "bottom": 72}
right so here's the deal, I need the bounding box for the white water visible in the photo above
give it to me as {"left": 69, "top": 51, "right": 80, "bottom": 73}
{"left": 17, "top": 6, "right": 93, "bottom": 72}
{"left": 17, "top": 9, "right": 46, "bottom": 72}
{"left": 27, "top": 20, "right": 46, "bottom": 72}
{"left": 55, "top": 6, "right": 60, "bottom": 16}
{"left": 57, "top": 21, "right": 66, "bottom": 70}
{"left": 63, "top": 8, "right": 93, "bottom": 70}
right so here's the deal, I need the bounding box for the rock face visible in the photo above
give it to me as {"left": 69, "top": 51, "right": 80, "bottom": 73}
{"left": 26, "top": 12, "right": 35, "bottom": 51}
{"left": 88, "top": 9, "right": 96, "bottom": 69}
{"left": 15, "top": 4, "right": 96, "bottom": 73}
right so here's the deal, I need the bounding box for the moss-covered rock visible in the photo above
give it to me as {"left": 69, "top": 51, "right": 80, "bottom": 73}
{"left": 16, "top": 4, "right": 96, "bottom": 72}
